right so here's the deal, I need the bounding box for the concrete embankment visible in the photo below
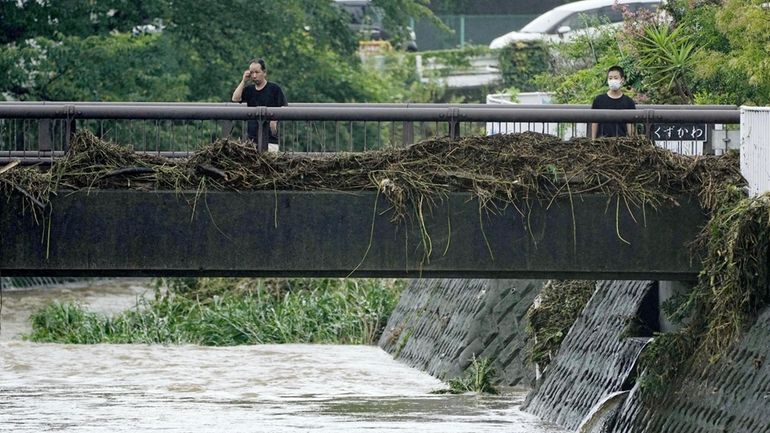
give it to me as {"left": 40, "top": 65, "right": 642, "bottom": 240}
{"left": 522, "top": 280, "right": 654, "bottom": 430}
{"left": 611, "top": 305, "right": 770, "bottom": 433}
{"left": 382, "top": 278, "right": 770, "bottom": 432}
{"left": 379, "top": 278, "right": 545, "bottom": 387}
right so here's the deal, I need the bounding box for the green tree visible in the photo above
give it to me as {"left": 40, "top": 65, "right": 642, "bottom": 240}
{"left": 1, "top": 0, "right": 437, "bottom": 103}
{"left": 532, "top": 0, "right": 769, "bottom": 106}
{"left": 373, "top": 0, "right": 434, "bottom": 42}
{"left": 531, "top": 25, "right": 626, "bottom": 104}
{"left": 692, "top": 0, "right": 770, "bottom": 105}
{"left": 0, "top": 0, "right": 170, "bottom": 44}
{"left": 165, "top": 0, "right": 356, "bottom": 101}
{"left": 1, "top": 0, "right": 180, "bottom": 101}
{"left": 1, "top": 34, "right": 188, "bottom": 101}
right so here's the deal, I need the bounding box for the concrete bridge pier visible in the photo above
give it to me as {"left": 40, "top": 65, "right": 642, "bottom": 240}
{"left": 658, "top": 280, "right": 694, "bottom": 333}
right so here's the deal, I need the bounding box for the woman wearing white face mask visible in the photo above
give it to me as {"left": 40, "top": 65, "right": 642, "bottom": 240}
{"left": 590, "top": 65, "right": 636, "bottom": 139}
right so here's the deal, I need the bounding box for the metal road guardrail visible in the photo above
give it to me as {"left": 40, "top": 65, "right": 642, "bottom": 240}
{"left": 0, "top": 102, "right": 740, "bottom": 163}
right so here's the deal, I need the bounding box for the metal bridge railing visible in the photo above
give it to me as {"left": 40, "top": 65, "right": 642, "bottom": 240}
{"left": 0, "top": 102, "right": 740, "bottom": 163}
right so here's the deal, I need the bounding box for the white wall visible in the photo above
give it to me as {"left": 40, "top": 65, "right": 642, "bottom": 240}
{"left": 740, "top": 107, "right": 770, "bottom": 197}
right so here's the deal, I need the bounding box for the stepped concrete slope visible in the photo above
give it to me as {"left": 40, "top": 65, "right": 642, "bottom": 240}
{"left": 611, "top": 305, "right": 770, "bottom": 433}
{"left": 522, "top": 280, "right": 654, "bottom": 430}
{"left": 381, "top": 277, "right": 770, "bottom": 432}
{"left": 379, "top": 278, "right": 545, "bottom": 386}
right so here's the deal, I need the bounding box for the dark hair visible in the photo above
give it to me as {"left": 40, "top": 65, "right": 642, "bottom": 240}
{"left": 607, "top": 65, "right": 625, "bottom": 79}
{"left": 249, "top": 58, "right": 267, "bottom": 73}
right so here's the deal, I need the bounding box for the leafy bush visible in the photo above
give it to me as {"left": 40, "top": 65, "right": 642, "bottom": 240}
{"left": 539, "top": 0, "right": 770, "bottom": 106}
{"left": 26, "top": 278, "right": 405, "bottom": 346}
{"left": 447, "top": 355, "right": 498, "bottom": 394}
{"left": 641, "top": 191, "right": 770, "bottom": 395}
{"left": 497, "top": 40, "right": 551, "bottom": 92}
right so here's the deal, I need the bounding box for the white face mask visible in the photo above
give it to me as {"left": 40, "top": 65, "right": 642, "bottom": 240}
{"left": 607, "top": 79, "right": 622, "bottom": 91}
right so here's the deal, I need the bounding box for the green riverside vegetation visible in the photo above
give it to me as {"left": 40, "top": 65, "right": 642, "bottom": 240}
{"left": 26, "top": 278, "right": 404, "bottom": 346}
{"left": 431, "top": 355, "right": 499, "bottom": 395}
{"left": 534, "top": 0, "right": 770, "bottom": 106}
{"left": 448, "top": 356, "right": 499, "bottom": 394}
{"left": 527, "top": 280, "right": 597, "bottom": 372}
{"left": 639, "top": 190, "right": 770, "bottom": 396}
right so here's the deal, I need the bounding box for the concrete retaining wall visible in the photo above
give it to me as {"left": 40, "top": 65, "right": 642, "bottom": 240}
{"left": 382, "top": 277, "right": 770, "bottom": 432}
{"left": 611, "top": 305, "right": 770, "bottom": 433}
{"left": 378, "top": 278, "right": 545, "bottom": 386}
{"left": 522, "top": 280, "right": 654, "bottom": 430}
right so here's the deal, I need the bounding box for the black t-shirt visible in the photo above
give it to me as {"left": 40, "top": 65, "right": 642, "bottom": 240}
{"left": 591, "top": 93, "right": 636, "bottom": 137}
{"left": 239, "top": 81, "right": 287, "bottom": 145}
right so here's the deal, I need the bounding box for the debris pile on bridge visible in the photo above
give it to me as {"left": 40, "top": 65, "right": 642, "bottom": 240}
{"left": 0, "top": 130, "right": 743, "bottom": 217}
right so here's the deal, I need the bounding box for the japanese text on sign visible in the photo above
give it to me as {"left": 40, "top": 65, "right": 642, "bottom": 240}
{"left": 651, "top": 123, "right": 708, "bottom": 142}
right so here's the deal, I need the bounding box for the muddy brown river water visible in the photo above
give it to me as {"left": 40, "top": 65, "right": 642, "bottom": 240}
{"left": 0, "top": 280, "right": 566, "bottom": 432}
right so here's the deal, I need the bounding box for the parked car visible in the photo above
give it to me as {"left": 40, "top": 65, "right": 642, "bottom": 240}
{"left": 489, "top": 0, "right": 663, "bottom": 49}
{"left": 334, "top": 0, "right": 418, "bottom": 51}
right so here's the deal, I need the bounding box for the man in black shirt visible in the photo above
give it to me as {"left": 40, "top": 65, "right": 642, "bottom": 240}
{"left": 591, "top": 65, "right": 636, "bottom": 138}
{"left": 231, "top": 58, "right": 288, "bottom": 151}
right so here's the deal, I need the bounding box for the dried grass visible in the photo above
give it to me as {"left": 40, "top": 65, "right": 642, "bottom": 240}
{"left": 0, "top": 130, "right": 743, "bottom": 222}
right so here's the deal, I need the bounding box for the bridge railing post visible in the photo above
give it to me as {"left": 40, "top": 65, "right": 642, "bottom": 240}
{"left": 256, "top": 106, "right": 268, "bottom": 152}
{"left": 448, "top": 107, "right": 461, "bottom": 140}
{"left": 644, "top": 109, "right": 653, "bottom": 140}
{"left": 220, "top": 120, "right": 233, "bottom": 139}
{"left": 65, "top": 105, "right": 77, "bottom": 152}
{"left": 37, "top": 119, "right": 52, "bottom": 153}
{"left": 402, "top": 121, "right": 414, "bottom": 146}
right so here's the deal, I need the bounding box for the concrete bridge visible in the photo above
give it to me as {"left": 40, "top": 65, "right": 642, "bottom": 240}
{"left": 1, "top": 102, "right": 737, "bottom": 280}
{"left": 1, "top": 190, "right": 706, "bottom": 280}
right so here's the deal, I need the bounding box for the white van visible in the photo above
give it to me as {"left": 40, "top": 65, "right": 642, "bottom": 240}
{"left": 489, "top": 0, "right": 663, "bottom": 49}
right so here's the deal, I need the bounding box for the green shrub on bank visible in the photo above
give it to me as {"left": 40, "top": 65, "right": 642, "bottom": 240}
{"left": 640, "top": 190, "right": 770, "bottom": 395}
{"left": 26, "top": 278, "right": 405, "bottom": 346}
{"left": 431, "top": 355, "right": 498, "bottom": 395}
{"left": 448, "top": 355, "right": 499, "bottom": 394}
{"left": 528, "top": 280, "right": 596, "bottom": 372}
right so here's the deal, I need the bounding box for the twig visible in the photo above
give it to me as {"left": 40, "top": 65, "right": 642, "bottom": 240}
{"left": 197, "top": 164, "right": 228, "bottom": 180}
{"left": 0, "top": 160, "right": 21, "bottom": 175}
{"left": 0, "top": 178, "right": 45, "bottom": 210}
{"left": 102, "top": 167, "right": 155, "bottom": 178}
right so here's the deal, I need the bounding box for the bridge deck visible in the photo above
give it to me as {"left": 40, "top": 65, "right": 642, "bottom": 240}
{"left": 0, "top": 191, "right": 706, "bottom": 279}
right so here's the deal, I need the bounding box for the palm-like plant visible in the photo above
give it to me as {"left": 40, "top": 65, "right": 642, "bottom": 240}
{"left": 635, "top": 24, "right": 699, "bottom": 103}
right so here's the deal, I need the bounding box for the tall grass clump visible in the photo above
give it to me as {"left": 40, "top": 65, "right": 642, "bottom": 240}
{"left": 446, "top": 355, "right": 499, "bottom": 394}
{"left": 26, "top": 278, "right": 404, "bottom": 346}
